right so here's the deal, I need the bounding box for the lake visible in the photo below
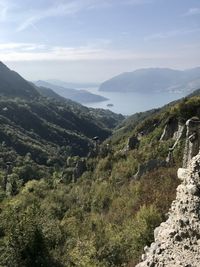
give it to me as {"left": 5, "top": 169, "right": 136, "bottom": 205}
{"left": 83, "top": 87, "right": 185, "bottom": 115}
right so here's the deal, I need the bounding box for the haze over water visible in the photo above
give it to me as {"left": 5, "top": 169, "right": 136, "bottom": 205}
{"left": 84, "top": 88, "right": 185, "bottom": 115}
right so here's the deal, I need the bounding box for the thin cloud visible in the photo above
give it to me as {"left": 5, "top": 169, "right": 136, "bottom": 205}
{"left": 184, "top": 7, "right": 200, "bottom": 16}
{"left": 17, "top": 0, "right": 117, "bottom": 32}
{"left": 0, "top": 0, "right": 156, "bottom": 32}
{"left": 17, "top": 1, "right": 85, "bottom": 31}
{"left": 124, "top": 0, "right": 153, "bottom": 5}
{"left": 0, "top": 42, "right": 46, "bottom": 51}
{"left": 0, "top": 0, "right": 10, "bottom": 21}
{"left": 145, "top": 28, "right": 200, "bottom": 41}
{"left": 15, "top": 0, "right": 155, "bottom": 31}
{"left": 0, "top": 41, "right": 185, "bottom": 62}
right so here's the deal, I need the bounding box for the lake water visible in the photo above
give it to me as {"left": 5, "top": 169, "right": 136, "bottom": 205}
{"left": 83, "top": 87, "right": 185, "bottom": 115}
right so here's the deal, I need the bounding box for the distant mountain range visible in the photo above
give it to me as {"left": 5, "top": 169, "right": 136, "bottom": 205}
{"left": 2, "top": 61, "right": 200, "bottom": 267}
{"left": 34, "top": 80, "right": 107, "bottom": 104}
{"left": 46, "top": 79, "right": 99, "bottom": 89}
{"left": 99, "top": 67, "right": 200, "bottom": 94}
{"left": 0, "top": 61, "right": 124, "bottom": 159}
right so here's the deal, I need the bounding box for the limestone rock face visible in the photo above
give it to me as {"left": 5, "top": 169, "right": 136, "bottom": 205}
{"left": 183, "top": 118, "right": 200, "bottom": 168}
{"left": 166, "top": 123, "right": 185, "bottom": 165}
{"left": 134, "top": 159, "right": 166, "bottom": 179}
{"left": 127, "top": 136, "right": 140, "bottom": 150}
{"left": 73, "top": 159, "right": 86, "bottom": 180}
{"left": 136, "top": 153, "right": 200, "bottom": 267}
{"left": 160, "top": 118, "right": 178, "bottom": 141}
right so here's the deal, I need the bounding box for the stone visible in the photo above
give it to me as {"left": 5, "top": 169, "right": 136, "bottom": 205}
{"left": 165, "top": 123, "right": 185, "bottom": 165}
{"left": 136, "top": 152, "right": 200, "bottom": 267}
{"left": 177, "top": 168, "right": 189, "bottom": 181}
{"left": 174, "top": 234, "right": 182, "bottom": 241}
{"left": 142, "top": 254, "right": 147, "bottom": 261}
{"left": 134, "top": 159, "right": 166, "bottom": 179}
{"left": 183, "top": 117, "right": 200, "bottom": 168}
{"left": 154, "top": 227, "right": 160, "bottom": 239}
{"left": 186, "top": 184, "right": 199, "bottom": 195}
{"left": 160, "top": 118, "right": 178, "bottom": 141}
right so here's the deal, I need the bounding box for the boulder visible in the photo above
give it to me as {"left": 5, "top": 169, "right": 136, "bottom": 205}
{"left": 177, "top": 168, "right": 189, "bottom": 181}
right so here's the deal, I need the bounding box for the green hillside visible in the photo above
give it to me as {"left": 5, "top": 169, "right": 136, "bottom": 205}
{"left": 0, "top": 63, "right": 123, "bottom": 163}
{"left": 0, "top": 62, "right": 39, "bottom": 99}
{"left": 1, "top": 63, "right": 200, "bottom": 267}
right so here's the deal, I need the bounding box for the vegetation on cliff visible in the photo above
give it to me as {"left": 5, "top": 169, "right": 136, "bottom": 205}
{"left": 1, "top": 62, "right": 200, "bottom": 267}
{"left": 2, "top": 94, "right": 200, "bottom": 266}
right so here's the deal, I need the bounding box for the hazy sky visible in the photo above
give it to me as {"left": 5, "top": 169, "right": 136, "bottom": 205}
{"left": 1, "top": 0, "right": 200, "bottom": 82}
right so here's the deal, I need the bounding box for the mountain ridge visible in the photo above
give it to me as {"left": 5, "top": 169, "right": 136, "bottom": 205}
{"left": 99, "top": 67, "right": 200, "bottom": 94}
{"left": 0, "top": 62, "right": 124, "bottom": 161}
{"left": 0, "top": 61, "right": 39, "bottom": 99}
{"left": 34, "top": 80, "right": 108, "bottom": 104}
{"left": 1, "top": 61, "right": 200, "bottom": 266}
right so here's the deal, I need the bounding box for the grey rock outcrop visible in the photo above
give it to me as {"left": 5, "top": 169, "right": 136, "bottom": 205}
{"left": 183, "top": 117, "right": 200, "bottom": 168}
{"left": 166, "top": 123, "right": 185, "bottom": 165}
{"left": 173, "top": 123, "right": 185, "bottom": 142}
{"left": 160, "top": 118, "right": 179, "bottom": 141}
{"left": 73, "top": 159, "right": 86, "bottom": 180}
{"left": 134, "top": 159, "right": 166, "bottom": 179}
{"left": 127, "top": 136, "right": 140, "bottom": 150}
{"left": 136, "top": 152, "right": 200, "bottom": 267}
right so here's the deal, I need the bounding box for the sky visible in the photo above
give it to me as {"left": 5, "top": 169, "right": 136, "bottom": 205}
{"left": 0, "top": 0, "right": 200, "bottom": 83}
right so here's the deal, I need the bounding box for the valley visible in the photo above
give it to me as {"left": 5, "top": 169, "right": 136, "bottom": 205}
{"left": 0, "top": 62, "right": 200, "bottom": 266}
{"left": 1, "top": 1, "right": 200, "bottom": 266}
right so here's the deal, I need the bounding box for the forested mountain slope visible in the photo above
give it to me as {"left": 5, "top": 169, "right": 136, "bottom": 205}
{"left": 0, "top": 62, "right": 39, "bottom": 99}
{"left": 34, "top": 80, "right": 108, "bottom": 104}
{"left": 0, "top": 63, "right": 124, "bottom": 163}
{"left": 0, "top": 62, "right": 200, "bottom": 267}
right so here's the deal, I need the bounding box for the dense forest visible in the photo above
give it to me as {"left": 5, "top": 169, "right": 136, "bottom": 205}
{"left": 1, "top": 62, "right": 200, "bottom": 267}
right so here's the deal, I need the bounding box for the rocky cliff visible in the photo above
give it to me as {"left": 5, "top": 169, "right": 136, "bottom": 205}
{"left": 136, "top": 151, "right": 200, "bottom": 267}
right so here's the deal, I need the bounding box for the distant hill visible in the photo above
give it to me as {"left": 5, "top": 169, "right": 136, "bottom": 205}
{"left": 0, "top": 61, "right": 39, "bottom": 99}
{"left": 2, "top": 62, "right": 200, "bottom": 267}
{"left": 34, "top": 80, "right": 108, "bottom": 104}
{"left": 35, "top": 85, "right": 68, "bottom": 102}
{"left": 99, "top": 67, "right": 200, "bottom": 94}
{"left": 46, "top": 79, "right": 99, "bottom": 89}
{"left": 0, "top": 62, "right": 124, "bottom": 161}
{"left": 35, "top": 84, "right": 124, "bottom": 129}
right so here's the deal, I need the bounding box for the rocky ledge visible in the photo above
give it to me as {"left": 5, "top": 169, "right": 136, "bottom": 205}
{"left": 136, "top": 152, "right": 200, "bottom": 267}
